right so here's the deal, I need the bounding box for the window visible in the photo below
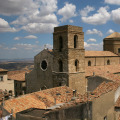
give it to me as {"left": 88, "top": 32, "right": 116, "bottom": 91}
{"left": 75, "top": 59, "right": 79, "bottom": 71}
{"left": 118, "top": 48, "right": 120, "bottom": 53}
{"left": 88, "top": 61, "right": 91, "bottom": 66}
{"left": 59, "top": 60, "right": 63, "bottom": 72}
{"left": 59, "top": 82, "right": 62, "bottom": 86}
{"left": 0, "top": 76, "right": 3, "bottom": 81}
{"left": 59, "top": 36, "right": 63, "bottom": 52}
{"left": 41, "top": 60, "right": 47, "bottom": 71}
{"left": 107, "top": 60, "right": 110, "bottom": 65}
{"left": 74, "top": 35, "right": 78, "bottom": 48}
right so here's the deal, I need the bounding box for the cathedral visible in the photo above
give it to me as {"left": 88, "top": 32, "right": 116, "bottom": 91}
{"left": 26, "top": 25, "right": 120, "bottom": 95}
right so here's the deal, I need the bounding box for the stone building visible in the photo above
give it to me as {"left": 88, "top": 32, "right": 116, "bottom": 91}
{"left": 0, "top": 68, "right": 14, "bottom": 94}
{"left": 26, "top": 25, "right": 86, "bottom": 94}
{"left": 26, "top": 25, "right": 120, "bottom": 95}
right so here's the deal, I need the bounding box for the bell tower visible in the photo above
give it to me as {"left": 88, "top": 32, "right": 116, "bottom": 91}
{"left": 52, "top": 25, "right": 86, "bottom": 94}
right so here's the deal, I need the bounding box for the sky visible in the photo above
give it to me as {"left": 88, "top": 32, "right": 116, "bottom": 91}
{"left": 0, "top": 0, "right": 120, "bottom": 59}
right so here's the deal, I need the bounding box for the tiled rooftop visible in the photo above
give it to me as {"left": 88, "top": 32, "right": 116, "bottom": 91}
{"left": 3, "top": 81, "right": 119, "bottom": 118}
{"left": 115, "top": 96, "right": 120, "bottom": 108}
{"left": 0, "top": 68, "right": 8, "bottom": 72}
{"left": 85, "top": 51, "right": 118, "bottom": 57}
{"left": 48, "top": 49, "right": 118, "bottom": 57}
{"left": 3, "top": 86, "right": 73, "bottom": 118}
{"left": 85, "top": 64, "right": 120, "bottom": 77}
{"left": 8, "top": 70, "right": 30, "bottom": 81}
{"left": 92, "top": 82, "right": 119, "bottom": 97}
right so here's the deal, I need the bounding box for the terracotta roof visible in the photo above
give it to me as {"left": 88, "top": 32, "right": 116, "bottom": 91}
{"left": 0, "top": 68, "right": 8, "bottom": 72}
{"left": 115, "top": 96, "right": 120, "bottom": 107}
{"left": 8, "top": 71, "right": 30, "bottom": 81}
{"left": 106, "top": 32, "right": 120, "bottom": 38}
{"left": 3, "top": 86, "right": 73, "bottom": 118}
{"left": 85, "top": 51, "right": 118, "bottom": 57}
{"left": 85, "top": 64, "right": 120, "bottom": 77}
{"left": 92, "top": 82, "right": 119, "bottom": 97}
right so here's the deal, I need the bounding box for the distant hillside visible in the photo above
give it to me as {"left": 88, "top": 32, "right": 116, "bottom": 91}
{"left": 0, "top": 59, "right": 34, "bottom": 71}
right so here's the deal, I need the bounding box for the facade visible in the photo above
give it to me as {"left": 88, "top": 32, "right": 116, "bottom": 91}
{"left": 0, "top": 68, "right": 14, "bottom": 94}
{"left": 52, "top": 25, "right": 86, "bottom": 94}
{"left": 26, "top": 25, "right": 120, "bottom": 95}
{"left": 8, "top": 71, "right": 29, "bottom": 97}
{"left": 104, "top": 32, "right": 120, "bottom": 56}
{"left": 26, "top": 25, "right": 86, "bottom": 94}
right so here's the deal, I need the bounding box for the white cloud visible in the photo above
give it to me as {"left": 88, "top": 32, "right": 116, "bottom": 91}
{"left": 57, "top": 3, "right": 77, "bottom": 22}
{"left": 107, "top": 29, "right": 115, "bottom": 34}
{"left": 0, "top": 18, "right": 17, "bottom": 32}
{"left": 10, "top": 0, "right": 59, "bottom": 33}
{"left": 111, "top": 8, "right": 120, "bottom": 24}
{"left": 24, "top": 35, "right": 37, "bottom": 39}
{"left": 69, "top": 20, "right": 74, "bottom": 23}
{"left": 15, "top": 43, "right": 37, "bottom": 50}
{"left": 22, "top": 23, "right": 57, "bottom": 33}
{"left": 0, "top": 0, "right": 38, "bottom": 16}
{"left": 105, "top": 0, "right": 120, "bottom": 5}
{"left": 14, "top": 37, "right": 21, "bottom": 40}
{"left": 87, "top": 38, "right": 97, "bottom": 42}
{"left": 81, "top": 6, "right": 111, "bottom": 25}
{"left": 84, "top": 42, "right": 103, "bottom": 51}
{"left": 80, "top": 5, "right": 95, "bottom": 17}
{"left": 86, "top": 29, "right": 103, "bottom": 36}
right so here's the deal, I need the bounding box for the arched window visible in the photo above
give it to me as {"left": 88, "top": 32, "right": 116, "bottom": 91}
{"left": 88, "top": 61, "right": 91, "bottom": 66}
{"left": 74, "top": 35, "right": 78, "bottom": 48}
{"left": 75, "top": 59, "right": 79, "bottom": 71}
{"left": 107, "top": 60, "right": 110, "bottom": 65}
{"left": 59, "top": 60, "right": 63, "bottom": 72}
{"left": 59, "top": 36, "right": 63, "bottom": 52}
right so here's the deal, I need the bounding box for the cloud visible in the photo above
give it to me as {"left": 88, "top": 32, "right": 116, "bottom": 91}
{"left": 87, "top": 38, "right": 97, "bottom": 42}
{"left": 105, "top": 0, "right": 120, "bottom": 5}
{"left": 111, "top": 8, "right": 120, "bottom": 24}
{"left": 14, "top": 37, "right": 21, "bottom": 40}
{"left": 22, "top": 23, "right": 57, "bottom": 33}
{"left": 24, "top": 35, "right": 37, "bottom": 39}
{"left": 0, "top": 0, "right": 38, "bottom": 16}
{"left": 80, "top": 5, "right": 95, "bottom": 17}
{"left": 81, "top": 6, "right": 111, "bottom": 25}
{"left": 0, "top": 18, "right": 17, "bottom": 32}
{"left": 69, "top": 20, "right": 74, "bottom": 23}
{"left": 10, "top": 0, "right": 59, "bottom": 33}
{"left": 84, "top": 42, "right": 103, "bottom": 51}
{"left": 57, "top": 3, "right": 77, "bottom": 22}
{"left": 86, "top": 29, "right": 103, "bottom": 36}
{"left": 107, "top": 29, "right": 115, "bottom": 34}
{"left": 15, "top": 43, "right": 37, "bottom": 50}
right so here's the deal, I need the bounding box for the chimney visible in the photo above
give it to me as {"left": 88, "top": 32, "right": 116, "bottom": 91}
{"left": 73, "top": 90, "right": 76, "bottom": 97}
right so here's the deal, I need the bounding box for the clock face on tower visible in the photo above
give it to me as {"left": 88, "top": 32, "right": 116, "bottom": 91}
{"left": 40, "top": 60, "right": 47, "bottom": 71}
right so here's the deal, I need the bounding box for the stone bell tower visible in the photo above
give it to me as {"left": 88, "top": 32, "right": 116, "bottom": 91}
{"left": 52, "top": 25, "right": 86, "bottom": 94}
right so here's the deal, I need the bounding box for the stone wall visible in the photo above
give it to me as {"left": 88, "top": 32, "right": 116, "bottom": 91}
{"left": 104, "top": 38, "right": 120, "bottom": 56}
{"left": 0, "top": 72, "right": 14, "bottom": 94}
{"left": 87, "top": 76, "right": 112, "bottom": 92}
{"left": 85, "top": 56, "right": 120, "bottom": 66}
{"left": 26, "top": 50, "right": 53, "bottom": 93}
{"left": 53, "top": 25, "right": 86, "bottom": 95}
{"left": 92, "top": 90, "right": 115, "bottom": 120}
